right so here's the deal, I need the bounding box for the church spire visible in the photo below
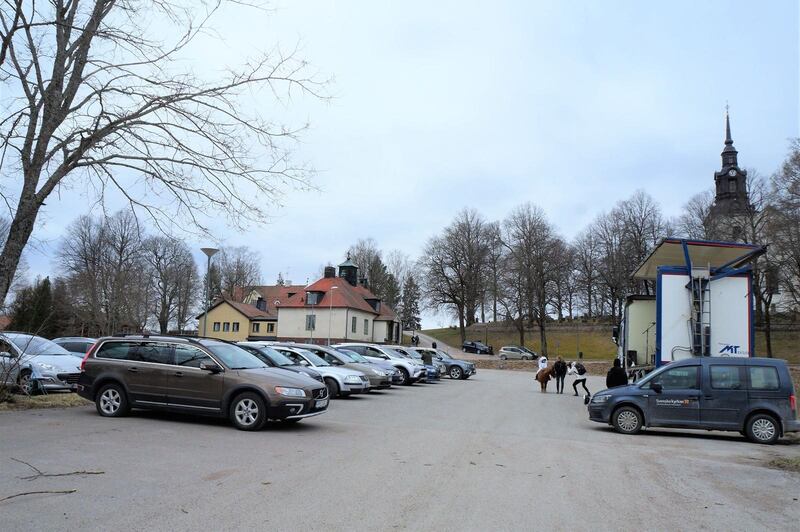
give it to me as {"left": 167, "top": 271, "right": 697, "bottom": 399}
{"left": 721, "top": 105, "right": 738, "bottom": 167}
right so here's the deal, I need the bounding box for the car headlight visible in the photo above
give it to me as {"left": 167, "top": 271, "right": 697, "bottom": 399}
{"left": 275, "top": 386, "right": 306, "bottom": 398}
{"left": 372, "top": 370, "right": 386, "bottom": 377}
{"left": 344, "top": 375, "right": 362, "bottom": 384}
{"left": 591, "top": 394, "right": 610, "bottom": 404}
{"left": 36, "top": 363, "right": 56, "bottom": 372}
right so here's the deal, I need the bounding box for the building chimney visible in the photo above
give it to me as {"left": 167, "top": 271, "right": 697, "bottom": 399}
{"left": 324, "top": 266, "right": 336, "bottom": 279}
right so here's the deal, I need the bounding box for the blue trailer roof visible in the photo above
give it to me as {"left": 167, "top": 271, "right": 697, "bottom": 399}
{"left": 633, "top": 238, "right": 764, "bottom": 280}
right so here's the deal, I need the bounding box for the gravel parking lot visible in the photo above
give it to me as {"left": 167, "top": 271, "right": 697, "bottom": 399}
{"left": 1, "top": 370, "right": 799, "bottom": 531}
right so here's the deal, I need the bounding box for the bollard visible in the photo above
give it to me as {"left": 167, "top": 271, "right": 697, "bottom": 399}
{"left": 578, "top": 351, "right": 583, "bottom": 359}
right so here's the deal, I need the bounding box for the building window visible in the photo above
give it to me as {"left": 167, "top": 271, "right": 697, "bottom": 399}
{"left": 213, "top": 322, "right": 221, "bottom": 332}
{"left": 232, "top": 322, "right": 239, "bottom": 332}
{"left": 305, "top": 314, "right": 316, "bottom": 331}
{"left": 252, "top": 323, "right": 260, "bottom": 333}
{"left": 223, "top": 322, "right": 230, "bottom": 332}
{"left": 267, "top": 323, "right": 275, "bottom": 333}
{"left": 351, "top": 316, "right": 357, "bottom": 333}
{"left": 306, "top": 292, "right": 322, "bottom": 305}
{"left": 363, "top": 319, "right": 369, "bottom": 335}
{"left": 728, "top": 178, "right": 736, "bottom": 193}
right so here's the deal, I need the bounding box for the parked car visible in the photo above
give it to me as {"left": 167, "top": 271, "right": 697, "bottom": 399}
{"left": 271, "top": 344, "right": 370, "bottom": 398}
{"left": 412, "top": 347, "right": 476, "bottom": 380}
{"left": 1, "top": 332, "right": 83, "bottom": 394}
{"left": 292, "top": 343, "right": 392, "bottom": 390}
{"left": 462, "top": 341, "right": 493, "bottom": 355}
{"left": 237, "top": 342, "right": 324, "bottom": 383}
{"left": 334, "top": 343, "right": 426, "bottom": 385}
{"left": 77, "top": 335, "right": 329, "bottom": 430}
{"left": 498, "top": 345, "right": 537, "bottom": 360}
{"left": 52, "top": 337, "right": 97, "bottom": 357}
{"left": 334, "top": 348, "right": 403, "bottom": 384}
{"left": 587, "top": 357, "right": 799, "bottom": 444}
{"left": 389, "top": 345, "right": 442, "bottom": 381}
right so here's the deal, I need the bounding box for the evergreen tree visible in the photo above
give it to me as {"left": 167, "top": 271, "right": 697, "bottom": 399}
{"left": 383, "top": 273, "right": 401, "bottom": 310}
{"left": 8, "top": 277, "right": 56, "bottom": 336}
{"left": 400, "top": 275, "right": 422, "bottom": 331}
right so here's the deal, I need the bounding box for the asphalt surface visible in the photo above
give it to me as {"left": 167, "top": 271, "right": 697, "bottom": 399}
{"left": 1, "top": 370, "right": 799, "bottom": 531}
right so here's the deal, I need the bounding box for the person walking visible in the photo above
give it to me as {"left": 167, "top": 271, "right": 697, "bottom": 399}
{"left": 553, "top": 356, "right": 568, "bottom": 394}
{"left": 606, "top": 358, "right": 628, "bottom": 388}
{"left": 568, "top": 361, "right": 590, "bottom": 397}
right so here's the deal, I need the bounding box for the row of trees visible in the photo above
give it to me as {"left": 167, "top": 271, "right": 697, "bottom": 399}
{"left": 6, "top": 210, "right": 268, "bottom": 337}
{"left": 420, "top": 141, "right": 800, "bottom": 357}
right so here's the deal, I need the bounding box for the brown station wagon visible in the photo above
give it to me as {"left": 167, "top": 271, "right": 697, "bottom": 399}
{"left": 77, "top": 335, "right": 329, "bottom": 430}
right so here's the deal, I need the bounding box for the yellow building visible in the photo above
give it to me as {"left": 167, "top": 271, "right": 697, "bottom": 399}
{"left": 196, "top": 299, "right": 277, "bottom": 341}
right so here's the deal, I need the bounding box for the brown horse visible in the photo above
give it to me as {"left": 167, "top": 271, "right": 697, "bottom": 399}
{"left": 535, "top": 366, "right": 554, "bottom": 392}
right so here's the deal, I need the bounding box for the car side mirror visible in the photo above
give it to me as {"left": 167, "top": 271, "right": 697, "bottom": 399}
{"left": 651, "top": 382, "right": 663, "bottom": 393}
{"left": 199, "top": 361, "right": 222, "bottom": 374}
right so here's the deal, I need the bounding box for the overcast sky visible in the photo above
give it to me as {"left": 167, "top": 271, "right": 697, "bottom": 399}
{"left": 21, "top": 1, "right": 800, "bottom": 328}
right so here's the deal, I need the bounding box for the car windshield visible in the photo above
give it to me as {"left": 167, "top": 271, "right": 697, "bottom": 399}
{"left": 475, "top": 342, "right": 488, "bottom": 349}
{"left": 520, "top": 346, "right": 536, "bottom": 354}
{"left": 295, "top": 349, "right": 330, "bottom": 367}
{"left": 6, "top": 334, "right": 71, "bottom": 356}
{"left": 436, "top": 350, "right": 452, "bottom": 359}
{"left": 337, "top": 349, "right": 368, "bottom": 363}
{"left": 204, "top": 343, "right": 267, "bottom": 370}
{"left": 242, "top": 345, "right": 294, "bottom": 366}
{"left": 384, "top": 348, "right": 409, "bottom": 360}
{"left": 636, "top": 364, "right": 671, "bottom": 387}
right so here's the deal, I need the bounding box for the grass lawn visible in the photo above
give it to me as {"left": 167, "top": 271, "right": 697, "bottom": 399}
{"left": 0, "top": 393, "right": 90, "bottom": 412}
{"left": 423, "top": 325, "right": 800, "bottom": 363}
{"left": 768, "top": 456, "right": 800, "bottom": 473}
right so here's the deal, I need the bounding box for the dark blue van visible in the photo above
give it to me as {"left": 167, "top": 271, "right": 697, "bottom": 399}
{"left": 588, "top": 357, "right": 799, "bottom": 444}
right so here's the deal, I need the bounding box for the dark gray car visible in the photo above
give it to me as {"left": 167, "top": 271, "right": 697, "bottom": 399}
{"left": 587, "top": 357, "right": 799, "bottom": 444}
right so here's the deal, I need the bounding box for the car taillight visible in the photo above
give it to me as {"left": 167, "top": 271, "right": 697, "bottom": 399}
{"left": 81, "top": 342, "right": 99, "bottom": 371}
{"left": 791, "top": 394, "right": 797, "bottom": 416}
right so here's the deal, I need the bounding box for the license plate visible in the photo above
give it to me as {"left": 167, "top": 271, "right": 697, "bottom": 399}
{"left": 315, "top": 399, "right": 328, "bottom": 408}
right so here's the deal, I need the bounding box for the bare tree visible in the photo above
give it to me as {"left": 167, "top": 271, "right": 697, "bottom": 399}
{"left": 216, "top": 246, "right": 261, "bottom": 298}
{"left": 0, "top": 0, "right": 327, "bottom": 307}
{"left": 676, "top": 190, "right": 714, "bottom": 240}
{"left": 142, "top": 236, "right": 196, "bottom": 333}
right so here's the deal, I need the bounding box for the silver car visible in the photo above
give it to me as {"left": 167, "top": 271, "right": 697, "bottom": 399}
{"left": 498, "top": 345, "right": 537, "bottom": 360}
{"left": 0, "top": 333, "right": 84, "bottom": 394}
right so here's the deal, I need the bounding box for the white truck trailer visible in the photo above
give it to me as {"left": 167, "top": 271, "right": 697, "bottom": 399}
{"left": 614, "top": 238, "right": 765, "bottom": 379}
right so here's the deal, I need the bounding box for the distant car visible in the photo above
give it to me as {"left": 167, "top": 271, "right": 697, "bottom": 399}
{"left": 462, "top": 341, "right": 493, "bottom": 355}
{"left": 77, "top": 335, "right": 329, "bottom": 430}
{"left": 334, "top": 348, "right": 403, "bottom": 384}
{"left": 389, "top": 345, "right": 442, "bottom": 381}
{"left": 334, "top": 343, "right": 426, "bottom": 385}
{"left": 271, "top": 344, "right": 370, "bottom": 398}
{"left": 1, "top": 332, "right": 83, "bottom": 394}
{"left": 237, "top": 342, "right": 324, "bottom": 383}
{"left": 588, "top": 357, "right": 799, "bottom": 444}
{"left": 412, "top": 347, "right": 476, "bottom": 380}
{"left": 498, "top": 346, "right": 537, "bottom": 360}
{"left": 294, "top": 343, "right": 393, "bottom": 390}
{"left": 52, "top": 337, "right": 97, "bottom": 357}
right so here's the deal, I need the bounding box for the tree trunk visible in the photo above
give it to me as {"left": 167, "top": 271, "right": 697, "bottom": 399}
{"left": 457, "top": 306, "right": 466, "bottom": 343}
{"left": 0, "top": 197, "right": 39, "bottom": 307}
{"left": 763, "top": 297, "right": 773, "bottom": 358}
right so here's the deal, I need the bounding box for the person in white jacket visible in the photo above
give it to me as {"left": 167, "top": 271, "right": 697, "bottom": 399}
{"left": 535, "top": 355, "right": 548, "bottom": 380}
{"left": 568, "top": 361, "right": 590, "bottom": 397}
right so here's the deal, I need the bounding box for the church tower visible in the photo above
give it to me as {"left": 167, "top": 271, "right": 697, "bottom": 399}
{"left": 705, "top": 109, "right": 751, "bottom": 240}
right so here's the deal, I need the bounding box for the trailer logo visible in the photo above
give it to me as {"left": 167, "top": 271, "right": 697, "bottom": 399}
{"left": 719, "top": 344, "right": 741, "bottom": 354}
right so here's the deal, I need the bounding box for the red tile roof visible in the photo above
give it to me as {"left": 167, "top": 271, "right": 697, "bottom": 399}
{"left": 196, "top": 298, "right": 276, "bottom": 320}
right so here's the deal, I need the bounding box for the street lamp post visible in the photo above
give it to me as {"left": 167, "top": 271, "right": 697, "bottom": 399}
{"left": 327, "top": 286, "right": 338, "bottom": 345}
{"left": 200, "top": 247, "right": 219, "bottom": 337}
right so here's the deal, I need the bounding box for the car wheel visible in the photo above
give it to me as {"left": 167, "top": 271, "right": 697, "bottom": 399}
{"left": 612, "top": 406, "right": 642, "bottom": 435}
{"left": 449, "top": 366, "right": 463, "bottom": 379}
{"left": 499, "top": 355, "right": 507, "bottom": 360}
{"left": 521, "top": 356, "right": 529, "bottom": 361}
{"left": 95, "top": 383, "right": 131, "bottom": 418}
{"left": 229, "top": 392, "right": 267, "bottom": 431}
{"left": 325, "top": 378, "right": 340, "bottom": 398}
{"left": 745, "top": 413, "right": 779, "bottom": 444}
{"left": 17, "top": 369, "right": 36, "bottom": 395}
{"left": 397, "top": 367, "right": 411, "bottom": 386}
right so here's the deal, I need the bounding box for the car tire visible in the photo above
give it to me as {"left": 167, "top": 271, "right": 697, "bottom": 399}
{"left": 325, "top": 378, "right": 340, "bottom": 398}
{"left": 612, "top": 406, "right": 643, "bottom": 435}
{"left": 229, "top": 392, "right": 267, "bottom": 431}
{"left": 521, "top": 356, "right": 529, "bottom": 361}
{"left": 95, "top": 383, "right": 131, "bottom": 418}
{"left": 499, "top": 355, "right": 507, "bottom": 360}
{"left": 449, "top": 366, "right": 463, "bottom": 380}
{"left": 745, "top": 413, "right": 779, "bottom": 444}
{"left": 17, "top": 369, "right": 36, "bottom": 396}
{"left": 397, "top": 367, "right": 411, "bottom": 386}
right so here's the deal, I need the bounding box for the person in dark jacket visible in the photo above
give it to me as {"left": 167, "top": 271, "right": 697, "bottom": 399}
{"left": 606, "top": 358, "right": 628, "bottom": 388}
{"left": 553, "top": 356, "right": 568, "bottom": 394}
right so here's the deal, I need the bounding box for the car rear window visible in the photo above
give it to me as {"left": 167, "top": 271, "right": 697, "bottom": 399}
{"left": 749, "top": 366, "right": 780, "bottom": 390}
{"left": 96, "top": 342, "right": 137, "bottom": 360}
{"left": 710, "top": 366, "right": 743, "bottom": 390}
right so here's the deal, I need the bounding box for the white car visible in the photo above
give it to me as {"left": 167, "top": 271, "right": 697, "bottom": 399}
{"left": 334, "top": 343, "right": 426, "bottom": 385}
{"left": 271, "top": 345, "right": 370, "bottom": 398}
{"left": 0, "top": 332, "right": 84, "bottom": 394}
